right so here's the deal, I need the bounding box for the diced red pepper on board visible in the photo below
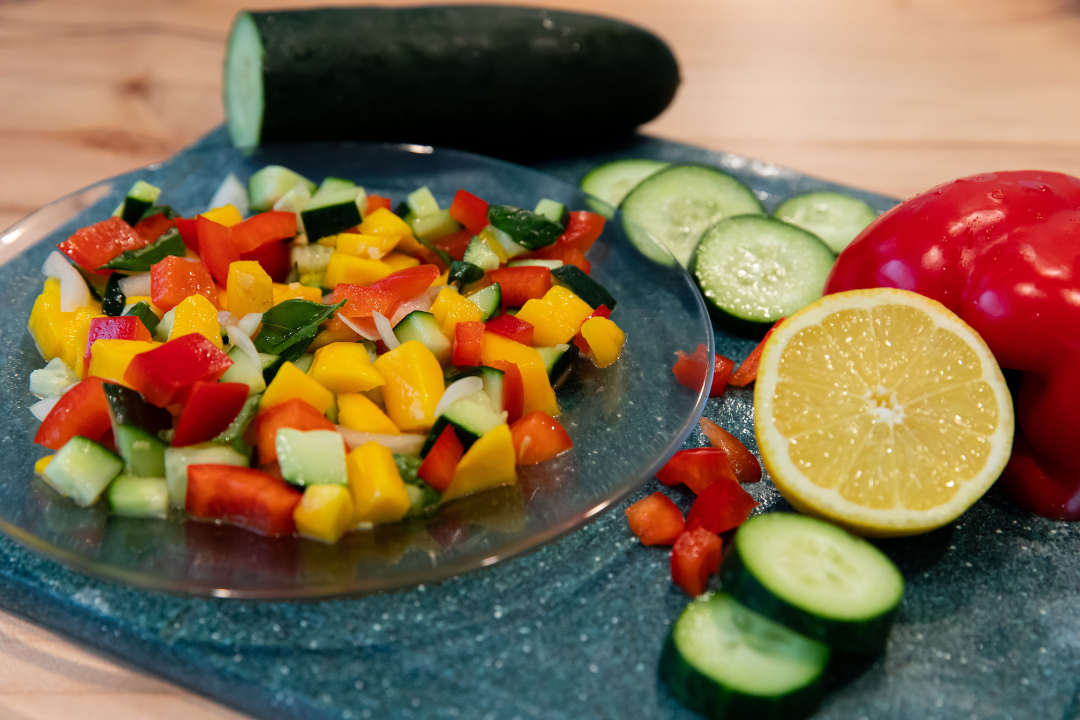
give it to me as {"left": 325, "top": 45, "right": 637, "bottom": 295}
{"left": 728, "top": 319, "right": 784, "bottom": 387}
{"left": 186, "top": 464, "right": 302, "bottom": 536}
{"left": 657, "top": 447, "right": 738, "bottom": 495}
{"left": 671, "top": 527, "right": 722, "bottom": 597}
{"left": 509, "top": 411, "right": 573, "bottom": 465}
{"left": 673, "top": 344, "right": 735, "bottom": 398}
{"left": 626, "top": 492, "right": 685, "bottom": 546}
{"left": 698, "top": 417, "right": 762, "bottom": 484}
{"left": 685, "top": 479, "right": 758, "bottom": 534}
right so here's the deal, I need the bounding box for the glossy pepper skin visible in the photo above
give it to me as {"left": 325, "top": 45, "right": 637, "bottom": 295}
{"left": 823, "top": 170, "right": 1080, "bottom": 519}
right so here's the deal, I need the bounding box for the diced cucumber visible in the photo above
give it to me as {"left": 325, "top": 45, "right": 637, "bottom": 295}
{"left": 660, "top": 593, "right": 830, "bottom": 720}
{"left": 406, "top": 186, "right": 440, "bottom": 218}
{"left": 536, "top": 344, "right": 574, "bottom": 380}
{"left": 690, "top": 216, "right": 835, "bottom": 334}
{"left": 301, "top": 188, "right": 362, "bottom": 241}
{"left": 580, "top": 158, "right": 670, "bottom": 217}
{"left": 275, "top": 428, "right": 348, "bottom": 487}
{"left": 420, "top": 391, "right": 506, "bottom": 456}
{"left": 164, "top": 444, "right": 249, "bottom": 508}
{"left": 487, "top": 205, "right": 563, "bottom": 250}
{"left": 448, "top": 261, "right": 485, "bottom": 288}
{"left": 259, "top": 352, "right": 281, "bottom": 370}
{"left": 155, "top": 306, "right": 176, "bottom": 341}
{"left": 486, "top": 225, "right": 530, "bottom": 259}
{"left": 272, "top": 182, "right": 312, "bottom": 233}
{"left": 107, "top": 475, "right": 169, "bottom": 518}
{"left": 720, "top": 513, "right": 904, "bottom": 655}
{"left": 534, "top": 198, "right": 569, "bottom": 226}
{"left": 208, "top": 173, "right": 250, "bottom": 217}
{"left": 113, "top": 425, "right": 167, "bottom": 478}
{"left": 102, "top": 384, "right": 172, "bottom": 437}
{"left": 29, "top": 358, "right": 78, "bottom": 398}
{"left": 393, "top": 201, "right": 411, "bottom": 218}
{"left": 477, "top": 366, "right": 506, "bottom": 414}
{"left": 394, "top": 311, "right": 452, "bottom": 365}
{"left": 292, "top": 353, "right": 314, "bottom": 374}
{"left": 214, "top": 394, "right": 261, "bottom": 455}
{"left": 772, "top": 191, "right": 878, "bottom": 254}
{"left": 118, "top": 181, "right": 162, "bottom": 227}
{"left": 43, "top": 436, "right": 124, "bottom": 506}
{"left": 411, "top": 209, "right": 461, "bottom": 240}
{"left": 314, "top": 177, "right": 356, "bottom": 196}
{"left": 124, "top": 301, "right": 159, "bottom": 336}
{"left": 249, "top": 165, "right": 316, "bottom": 212}
{"left": 291, "top": 243, "right": 333, "bottom": 273}
{"left": 220, "top": 346, "right": 268, "bottom": 395}
{"left": 508, "top": 258, "right": 563, "bottom": 269}
{"left": 551, "top": 265, "right": 617, "bottom": 311}
{"left": 621, "top": 164, "right": 764, "bottom": 267}
{"left": 101, "top": 272, "right": 126, "bottom": 316}
{"left": 467, "top": 283, "right": 501, "bottom": 321}
{"left": 462, "top": 237, "right": 500, "bottom": 271}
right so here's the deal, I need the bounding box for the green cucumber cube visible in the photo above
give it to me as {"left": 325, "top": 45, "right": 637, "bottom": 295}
{"left": 108, "top": 475, "right": 169, "bottom": 518}
{"left": 114, "top": 425, "right": 167, "bottom": 478}
{"left": 462, "top": 237, "right": 501, "bottom": 271}
{"left": 406, "top": 186, "right": 440, "bottom": 218}
{"left": 44, "top": 436, "right": 124, "bottom": 506}
{"left": 220, "top": 347, "right": 268, "bottom": 396}
{"left": 164, "top": 444, "right": 249, "bottom": 508}
{"left": 411, "top": 209, "right": 461, "bottom": 240}
{"left": 249, "top": 165, "right": 316, "bottom": 212}
{"left": 275, "top": 428, "right": 348, "bottom": 487}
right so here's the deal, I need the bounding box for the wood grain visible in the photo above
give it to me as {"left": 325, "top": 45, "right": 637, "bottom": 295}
{"left": 2, "top": 0, "right": 1079, "bottom": 716}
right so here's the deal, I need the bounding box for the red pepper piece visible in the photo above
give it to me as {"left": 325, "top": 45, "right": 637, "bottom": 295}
{"left": 489, "top": 360, "right": 524, "bottom": 424}
{"left": 657, "top": 447, "right": 738, "bottom": 495}
{"left": 573, "top": 305, "right": 612, "bottom": 355}
{"left": 728, "top": 320, "right": 784, "bottom": 387}
{"left": 484, "top": 315, "right": 534, "bottom": 346}
{"left": 59, "top": 217, "right": 148, "bottom": 275}
{"left": 509, "top": 411, "right": 573, "bottom": 465}
{"left": 530, "top": 211, "right": 606, "bottom": 259}
{"left": 132, "top": 213, "right": 176, "bottom": 243}
{"left": 366, "top": 195, "right": 392, "bottom": 216}
{"left": 685, "top": 479, "right": 758, "bottom": 534}
{"left": 452, "top": 322, "right": 485, "bottom": 366}
{"left": 672, "top": 344, "right": 735, "bottom": 398}
{"left": 123, "top": 334, "right": 233, "bottom": 407}
{"left": 418, "top": 424, "right": 465, "bottom": 492}
{"left": 176, "top": 217, "right": 200, "bottom": 253}
{"left": 431, "top": 229, "right": 475, "bottom": 261}
{"left": 671, "top": 527, "right": 722, "bottom": 597}
{"left": 254, "top": 398, "right": 337, "bottom": 465}
{"left": 196, "top": 215, "right": 241, "bottom": 286}
{"left": 171, "top": 381, "right": 250, "bottom": 447}
{"left": 327, "top": 284, "right": 402, "bottom": 319}
{"left": 487, "top": 267, "right": 552, "bottom": 309}
{"left": 448, "top": 190, "right": 490, "bottom": 234}
{"left": 240, "top": 240, "right": 291, "bottom": 283}
{"left": 186, "top": 464, "right": 302, "bottom": 536}
{"left": 83, "top": 316, "right": 153, "bottom": 368}
{"left": 369, "top": 264, "right": 441, "bottom": 300}
{"left": 151, "top": 255, "right": 217, "bottom": 312}
{"left": 698, "top": 417, "right": 761, "bottom": 483}
{"left": 625, "top": 492, "right": 685, "bottom": 546}
{"left": 230, "top": 211, "right": 297, "bottom": 254}
{"left": 33, "top": 377, "right": 112, "bottom": 450}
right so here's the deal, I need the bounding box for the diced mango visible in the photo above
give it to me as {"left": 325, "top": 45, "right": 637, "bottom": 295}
{"left": 201, "top": 204, "right": 243, "bottom": 227}
{"left": 480, "top": 333, "right": 559, "bottom": 417}
{"left": 433, "top": 270, "right": 449, "bottom": 287}
{"left": 260, "top": 361, "right": 334, "bottom": 413}
{"left": 372, "top": 340, "right": 444, "bottom": 432}
{"left": 347, "top": 441, "right": 411, "bottom": 524}
{"left": 88, "top": 339, "right": 162, "bottom": 387}
{"left": 335, "top": 233, "right": 400, "bottom": 260}
{"left": 514, "top": 298, "right": 577, "bottom": 346}
{"left": 581, "top": 317, "right": 625, "bottom": 368}
{"left": 272, "top": 282, "right": 322, "bottom": 306}
{"left": 357, "top": 208, "right": 414, "bottom": 240}
{"left": 323, "top": 253, "right": 394, "bottom": 287}
{"left": 308, "top": 342, "right": 384, "bottom": 393}
{"left": 431, "top": 287, "right": 483, "bottom": 339}
{"left": 28, "top": 278, "right": 104, "bottom": 376}
{"left": 381, "top": 252, "right": 421, "bottom": 273}
{"left": 543, "top": 286, "right": 594, "bottom": 329}
{"left": 337, "top": 393, "right": 400, "bottom": 435}
{"left": 294, "top": 484, "right": 355, "bottom": 543}
{"left": 442, "top": 424, "right": 517, "bottom": 501}
{"left": 34, "top": 455, "right": 54, "bottom": 476}
{"left": 227, "top": 260, "right": 274, "bottom": 318}
{"left": 169, "top": 293, "right": 222, "bottom": 348}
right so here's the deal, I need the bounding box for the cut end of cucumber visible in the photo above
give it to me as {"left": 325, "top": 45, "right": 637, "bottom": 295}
{"left": 225, "top": 12, "right": 265, "bottom": 149}
{"left": 773, "top": 192, "right": 879, "bottom": 254}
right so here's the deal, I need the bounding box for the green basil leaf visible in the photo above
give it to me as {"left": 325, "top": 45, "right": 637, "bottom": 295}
{"left": 253, "top": 299, "right": 345, "bottom": 362}
{"left": 99, "top": 227, "right": 185, "bottom": 271}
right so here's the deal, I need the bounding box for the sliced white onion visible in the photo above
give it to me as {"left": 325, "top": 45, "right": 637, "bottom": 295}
{"left": 30, "top": 396, "right": 60, "bottom": 422}
{"left": 42, "top": 252, "right": 91, "bottom": 312}
{"left": 433, "top": 377, "right": 482, "bottom": 419}
{"left": 218, "top": 310, "right": 239, "bottom": 328}
{"left": 225, "top": 323, "right": 262, "bottom": 370}
{"left": 238, "top": 312, "right": 263, "bottom": 338}
{"left": 389, "top": 286, "right": 440, "bottom": 325}
{"left": 118, "top": 272, "right": 152, "bottom": 297}
{"left": 208, "top": 173, "right": 250, "bottom": 216}
{"left": 372, "top": 311, "right": 400, "bottom": 350}
{"left": 337, "top": 313, "right": 379, "bottom": 341}
{"left": 336, "top": 426, "right": 426, "bottom": 454}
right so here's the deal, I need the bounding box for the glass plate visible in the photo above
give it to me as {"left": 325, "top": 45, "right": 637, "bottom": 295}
{"left": 0, "top": 143, "right": 713, "bottom": 597}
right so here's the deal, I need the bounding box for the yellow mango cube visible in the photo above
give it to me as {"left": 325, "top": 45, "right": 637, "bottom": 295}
{"left": 272, "top": 282, "right": 323, "bottom": 306}
{"left": 337, "top": 393, "right": 400, "bottom": 435}
{"left": 34, "top": 455, "right": 54, "bottom": 476}
{"left": 28, "top": 278, "right": 104, "bottom": 375}
{"left": 443, "top": 424, "right": 517, "bottom": 501}
{"left": 227, "top": 260, "right": 274, "bottom": 318}
{"left": 260, "top": 361, "right": 334, "bottom": 413}
{"left": 358, "top": 208, "right": 414, "bottom": 239}
{"left": 294, "top": 484, "right": 355, "bottom": 543}
{"left": 335, "top": 233, "right": 399, "bottom": 260}
{"left": 543, "top": 286, "right": 594, "bottom": 330}
{"left": 514, "top": 298, "right": 576, "bottom": 346}
{"left": 308, "top": 342, "right": 385, "bottom": 393}
{"left": 381, "top": 252, "right": 421, "bottom": 273}
{"left": 480, "top": 333, "right": 559, "bottom": 417}
{"left": 88, "top": 339, "right": 161, "bottom": 387}
{"left": 347, "top": 441, "right": 411, "bottom": 525}
{"left": 430, "top": 287, "right": 483, "bottom": 339}
{"left": 581, "top": 316, "right": 625, "bottom": 368}
{"left": 323, "top": 253, "right": 394, "bottom": 287}
{"left": 169, "top": 293, "right": 222, "bottom": 348}
{"left": 200, "top": 204, "right": 243, "bottom": 227}
{"left": 372, "top": 340, "right": 445, "bottom": 432}
{"left": 433, "top": 270, "right": 449, "bottom": 287}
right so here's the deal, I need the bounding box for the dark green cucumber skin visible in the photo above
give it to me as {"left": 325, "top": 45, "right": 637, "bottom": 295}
{"left": 121, "top": 198, "right": 152, "bottom": 227}
{"left": 659, "top": 632, "right": 827, "bottom": 720}
{"left": 719, "top": 546, "right": 898, "bottom": 656}
{"left": 420, "top": 416, "right": 481, "bottom": 458}
{"left": 551, "top": 265, "right": 617, "bottom": 310}
{"left": 301, "top": 203, "right": 361, "bottom": 242}
{"left": 449, "top": 261, "right": 485, "bottom": 286}
{"left": 240, "top": 6, "right": 679, "bottom": 154}
{"left": 102, "top": 385, "right": 172, "bottom": 436}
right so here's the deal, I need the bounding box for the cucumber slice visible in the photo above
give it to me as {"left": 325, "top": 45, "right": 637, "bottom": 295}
{"left": 467, "top": 283, "right": 501, "bottom": 321}
{"left": 621, "top": 164, "right": 764, "bottom": 267}
{"left": 660, "top": 593, "right": 830, "bottom": 720}
{"left": 477, "top": 366, "right": 506, "bottom": 414}
{"left": 394, "top": 311, "right": 452, "bottom": 365}
{"left": 315, "top": 177, "right": 356, "bottom": 197}
{"left": 551, "top": 265, "right": 616, "bottom": 311}
{"left": 486, "top": 225, "right": 530, "bottom": 259}
{"left": 462, "top": 237, "right": 500, "bottom": 272}
{"left": 248, "top": 165, "right": 316, "bottom": 212}
{"left": 411, "top": 209, "right": 461, "bottom": 240}
{"left": 292, "top": 353, "right": 314, "bottom": 374}
{"left": 407, "top": 186, "right": 440, "bottom": 218}
{"left": 113, "top": 425, "right": 167, "bottom": 478}
{"left": 772, "top": 192, "right": 878, "bottom": 254}
{"left": 420, "top": 391, "right": 506, "bottom": 456}
{"left": 43, "top": 437, "right": 124, "bottom": 507}
{"left": 118, "top": 181, "right": 162, "bottom": 227}
{"left": 220, "top": 346, "right": 268, "bottom": 396}
{"left": 301, "top": 188, "right": 363, "bottom": 241}
{"left": 536, "top": 344, "right": 574, "bottom": 380}
{"left": 275, "top": 428, "right": 348, "bottom": 487}
{"left": 721, "top": 513, "right": 904, "bottom": 655}
{"left": 449, "top": 261, "right": 485, "bottom": 287}
{"left": 102, "top": 384, "right": 172, "bottom": 437}
{"left": 508, "top": 259, "right": 563, "bottom": 269}
{"left": 107, "top": 475, "right": 169, "bottom": 518}
{"left": 534, "top": 199, "right": 569, "bottom": 226}
{"left": 487, "top": 205, "right": 563, "bottom": 250}
{"left": 690, "top": 216, "right": 835, "bottom": 335}
{"left": 580, "top": 159, "right": 670, "bottom": 217}
{"left": 164, "top": 444, "right": 249, "bottom": 508}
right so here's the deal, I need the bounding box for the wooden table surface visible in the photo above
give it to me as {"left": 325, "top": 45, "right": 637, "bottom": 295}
{"left": 2, "top": 0, "right": 1079, "bottom": 717}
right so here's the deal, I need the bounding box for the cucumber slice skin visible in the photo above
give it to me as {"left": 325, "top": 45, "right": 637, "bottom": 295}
{"left": 551, "top": 265, "right": 617, "bottom": 310}
{"left": 113, "top": 425, "right": 167, "bottom": 478}
{"left": 467, "top": 283, "right": 502, "bottom": 321}
{"left": 395, "top": 311, "right": 452, "bottom": 365}
{"left": 581, "top": 159, "right": 670, "bottom": 217}
{"left": 773, "top": 192, "right": 878, "bottom": 255}
{"left": 301, "top": 193, "right": 363, "bottom": 241}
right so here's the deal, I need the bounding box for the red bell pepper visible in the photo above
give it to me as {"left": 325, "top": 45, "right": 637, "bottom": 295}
{"left": 132, "top": 213, "right": 176, "bottom": 243}
{"left": 230, "top": 211, "right": 297, "bottom": 254}
{"left": 685, "top": 479, "right": 758, "bottom": 534}
{"left": 196, "top": 215, "right": 241, "bottom": 286}
{"left": 573, "top": 305, "right": 611, "bottom": 355}
{"left": 171, "top": 381, "right": 250, "bottom": 447}
{"left": 83, "top": 316, "right": 153, "bottom": 367}
{"left": 151, "top": 255, "right": 217, "bottom": 312}
{"left": 176, "top": 217, "right": 200, "bottom": 253}
{"left": 369, "top": 264, "right": 441, "bottom": 300}
{"left": 529, "top": 211, "right": 606, "bottom": 259}
{"left": 254, "top": 398, "right": 337, "bottom": 465}
{"left": 186, "top": 464, "right": 302, "bottom": 536}
{"left": 240, "top": 239, "right": 291, "bottom": 283}
{"left": 431, "top": 229, "right": 475, "bottom": 261}
{"left": 509, "top": 411, "right": 573, "bottom": 464}
{"left": 452, "top": 322, "right": 485, "bottom": 366}
{"left": 698, "top": 417, "right": 761, "bottom": 484}
{"left": 448, "top": 190, "right": 490, "bottom": 234}
{"left": 418, "top": 424, "right": 465, "bottom": 492}
{"left": 728, "top": 320, "right": 783, "bottom": 387}
{"left": 672, "top": 344, "right": 735, "bottom": 398}
{"left": 123, "top": 334, "right": 233, "bottom": 407}
{"left": 33, "top": 377, "right": 111, "bottom": 450}
{"left": 366, "top": 195, "right": 393, "bottom": 216}
{"left": 58, "top": 217, "right": 148, "bottom": 275}
{"left": 487, "top": 267, "right": 552, "bottom": 309}
{"left": 625, "top": 492, "right": 685, "bottom": 546}
{"left": 489, "top": 360, "right": 524, "bottom": 424}
{"left": 657, "top": 447, "right": 738, "bottom": 495}
{"left": 327, "top": 284, "right": 401, "bottom": 319}
{"left": 671, "top": 527, "right": 722, "bottom": 597}
{"left": 484, "top": 315, "right": 534, "bottom": 346}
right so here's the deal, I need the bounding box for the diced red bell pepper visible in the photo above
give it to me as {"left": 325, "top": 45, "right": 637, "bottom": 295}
{"left": 685, "top": 478, "right": 758, "bottom": 534}
{"left": 132, "top": 212, "right": 176, "bottom": 243}
{"left": 230, "top": 211, "right": 297, "bottom": 254}
{"left": 673, "top": 344, "right": 735, "bottom": 398}
{"left": 657, "top": 447, "right": 738, "bottom": 495}
{"left": 448, "top": 190, "right": 490, "bottom": 234}
{"left": 487, "top": 267, "right": 552, "bottom": 309}
{"left": 557, "top": 247, "right": 591, "bottom": 274}
{"left": 83, "top": 316, "right": 153, "bottom": 368}
{"left": 171, "top": 381, "right": 250, "bottom": 447}
{"left": 573, "top": 305, "right": 612, "bottom": 355}
{"left": 528, "top": 211, "right": 605, "bottom": 261}
{"left": 186, "top": 464, "right": 302, "bottom": 536}
{"left": 254, "top": 398, "right": 336, "bottom": 465}
{"left": 123, "top": 334, "right": 233, "bottom": 407}
{"left": 58, "top": 217, "right": 149, "bottom": 275}
{"left": 240, "top": 240, "right": 291, "bottom": 283}
{"left": 196, "top": 215, "right": 241, "bottom": 286}
{"left": 33, "top": 377, "right": 111, "bottom": 450}
{"left": 431, "top": 229, "right": 475, "bottom": 261}
{"left": 176, "top": 217, "right": 200, "bottom": 253}
{"left": 509, "top": 411, "right": 573, "bottom": 464}
{"left": 151, "top": 255, "right": 217, "bottom": 312}
{"left": 671, "top": 527, "right": 722, "bottom": 597}
{"left": 729, "top": 319, "right": 784, "bottom": 387}
{"left": 698, "top": 417, "right": 762, "bottom": 484}
{"left": 489, "top": 360, "right": 524, "bottom": 424}
{"left": 418, "top": 424, "right": 465, "bottom": 492}
{"left": 484, "top": 315, "right": 534, "bottom": 346}
{"left": 453, "top": 322, "right": 485, "bottom": 366}
{"left": 327, "top": 284, "right": 402, "bottom": 319}
{"left": 369, "top": 264, "right": 441, "bottom": 300}
{"left": 366, "top": 195, "right": 393, "bottom": 216}
{"left": 625, "top": 492, "right": 685, "bottom": 546}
